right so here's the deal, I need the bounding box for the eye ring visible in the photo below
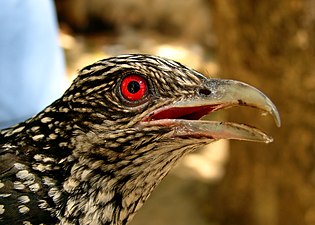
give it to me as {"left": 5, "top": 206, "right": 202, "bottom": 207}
{"left": 120, "top": 75, "right": 148, "bottom": 101}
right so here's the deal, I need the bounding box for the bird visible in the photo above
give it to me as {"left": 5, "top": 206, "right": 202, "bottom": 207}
{"left": 0, "top": 54, "right": 280, "bottom": 225}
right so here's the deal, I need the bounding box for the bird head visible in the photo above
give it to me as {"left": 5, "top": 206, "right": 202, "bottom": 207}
{"left": 65, "top": 54, "right": 280, "bottom": 138}
{"left": 0, "top": 54, "right": 280, "bottom": 225}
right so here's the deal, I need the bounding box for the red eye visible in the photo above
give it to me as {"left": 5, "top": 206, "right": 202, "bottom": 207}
{"left": 121, "top": 75, "right": 147, "bottom": 101}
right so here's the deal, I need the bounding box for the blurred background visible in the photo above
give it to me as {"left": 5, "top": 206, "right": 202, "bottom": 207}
{"left": 3, "top": 0, "right": 315, "bottom": 224}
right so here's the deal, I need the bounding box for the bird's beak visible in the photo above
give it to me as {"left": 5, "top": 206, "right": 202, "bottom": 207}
{"left": 140, "top": 79, "right": 281, "bottom": 143}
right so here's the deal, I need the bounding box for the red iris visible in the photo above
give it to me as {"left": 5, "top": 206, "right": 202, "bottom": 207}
{"left": 121, "top": 75, "right": 147, "bottom": 101}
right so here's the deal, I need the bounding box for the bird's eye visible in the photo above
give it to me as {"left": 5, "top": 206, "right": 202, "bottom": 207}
{"left": 120, "top": 75, "right": 147, "bottom": 101}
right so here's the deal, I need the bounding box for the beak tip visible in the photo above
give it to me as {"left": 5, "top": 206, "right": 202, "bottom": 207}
{"left": 268, "top": 102, "right": 281, "bottom": 128}
{"left": 272, "top": 110, "right": 281, "bottom": 127}
{"left": 276, "top": 120, "right": 281, "bottom": 128}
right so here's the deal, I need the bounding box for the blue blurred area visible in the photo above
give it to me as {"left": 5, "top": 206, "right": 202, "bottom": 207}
{"left": 0, "top": 0, "right": 66, "bottom": 129}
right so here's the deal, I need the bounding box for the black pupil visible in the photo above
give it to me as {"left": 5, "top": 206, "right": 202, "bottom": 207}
{"left": 127, "top": 81, "right": 140, "bottom": 94}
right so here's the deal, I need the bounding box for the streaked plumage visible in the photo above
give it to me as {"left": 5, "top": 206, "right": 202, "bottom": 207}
{"left": 0, "top": 54, "right": 280, "bottom": 225}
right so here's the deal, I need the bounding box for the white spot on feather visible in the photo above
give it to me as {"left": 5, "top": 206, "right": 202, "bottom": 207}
{"left": 0, "top": 205, "right": 4, "bottom": 214}
{"left": 0, "top": 194, "right": 11, "bottom": 198}
{"left": 59, "top": 142, "right": 68, "bottom": 147}
{"left": 18, "top": 195, "right": 30, "bottom": 204}
{"left": 10, "top": 126, "right": 25, "bottom": 135}
{"left": 48, "top": 187, "right": 62, "bottom": 203}
{"left": 38, "top": 199, "right": 49, "bottom": 209}
{"left": 29, "top": 183, "right": 40, "bottom": 192}
{"left": 32, "top": 134, "right": 45, "bottom": 141}
{"left": 1, "top": 143, "right": 15, "bottom": 149}
{"left": 14, "top": 181, "right": 25, "bottom": 190}
{"left": 34, "top": 154, "right": 43, "bottom": 161}
{"left": 14, "top": 163, "right": 27, "bottom": 170}
{"left": 18, "top": 205, "right": 30, "bottom": 214}
{"left": 34, "top": 154, "right": 56, "bottom": 163}
{"left": 41, "top": 117, "right": 53, "bottom": 123}
{"left": 31, "top": 126, "right": 40, "bottom": 132}
{"left": 23, "top": 221, "right": 32, "bottom": 225}
{"left": 49, "top": 133, "right": 58, "bottom": 139}
{"left": 16, "top": 170, "right": 35, "bottom": 186}
{"left": 32, "top": 163, "right": 51, "bottom": 172}
{"left": 16, "top": 170, "right": 29, "bottom": 180}
{"left": 42, "top": 176, "right": 56, "bottom": 187}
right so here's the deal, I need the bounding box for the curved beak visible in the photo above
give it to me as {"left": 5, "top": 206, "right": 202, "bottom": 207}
{"left": 140, "top": 79, "right": 281, "bottom": 143}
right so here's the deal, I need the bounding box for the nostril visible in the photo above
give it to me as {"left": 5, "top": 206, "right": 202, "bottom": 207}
{"left": 198, "top": 88, "right": 211, "bottom": 96}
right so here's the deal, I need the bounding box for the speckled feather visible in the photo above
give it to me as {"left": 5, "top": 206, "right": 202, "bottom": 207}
{"left": 0, "top": 54, "right": 215, "bottom": 225}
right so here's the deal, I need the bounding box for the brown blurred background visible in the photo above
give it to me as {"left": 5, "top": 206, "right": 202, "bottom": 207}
{"left": 55, "top": 1, "right": 315, "bottom": 225}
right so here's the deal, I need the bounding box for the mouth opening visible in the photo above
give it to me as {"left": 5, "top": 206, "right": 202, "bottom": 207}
{"left": 144, "top": 105, "right": 220, "bottom": 121}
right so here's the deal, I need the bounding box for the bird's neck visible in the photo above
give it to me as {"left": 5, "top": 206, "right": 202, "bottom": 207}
{"left": 60, "top": 152, "right": 179, "bottom": 225}
{"left": 59, "top": 129, "right": 202, "bottom": 225}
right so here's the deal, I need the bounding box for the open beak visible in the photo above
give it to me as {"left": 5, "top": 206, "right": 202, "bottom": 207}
{"left": 140, "top": 79, "right": 281, "bottom": 143}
